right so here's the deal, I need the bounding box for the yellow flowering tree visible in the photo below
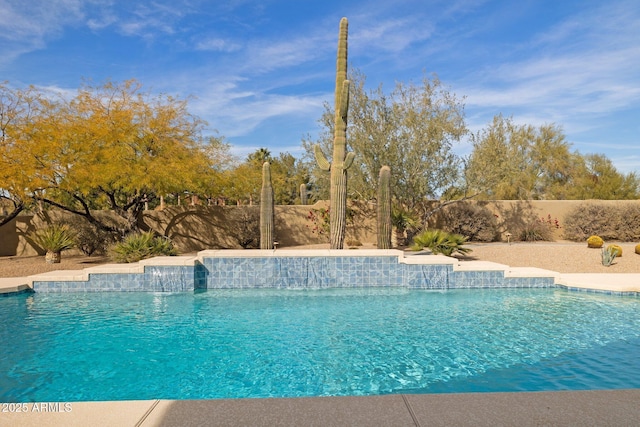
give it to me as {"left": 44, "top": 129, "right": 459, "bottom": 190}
{"left": 1, "top": 80, "right": 223, "bottom": 234}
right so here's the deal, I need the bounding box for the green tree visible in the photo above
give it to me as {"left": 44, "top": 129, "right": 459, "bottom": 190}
{"left": 303, "top": 70, "right": 468, "bottom": 222}
{"left": 222, "top": 149, "right": 310, "bottom": 205}
{"left": 466, "top": 115, "right": 576, "bottom": 200}
{"left": 466, "top": 114, "right": 639, "bottom": 200}
{"left": 569, "top": 154, "right": 640, "bottom": 199}
{"left": 271, "top": 152, "right": 310, "bottom": 205}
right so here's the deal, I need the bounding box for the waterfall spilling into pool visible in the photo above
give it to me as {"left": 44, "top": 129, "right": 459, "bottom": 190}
{"left": 27, "top": 249, "right": 558, "bottom": 293}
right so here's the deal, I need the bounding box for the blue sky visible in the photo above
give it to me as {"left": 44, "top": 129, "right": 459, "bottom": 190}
{"left": 1, "top": 0, "right": 638, "bottom": 173}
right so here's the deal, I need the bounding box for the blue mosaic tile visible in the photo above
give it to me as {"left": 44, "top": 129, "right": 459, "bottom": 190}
{"left": 450, "top": 271, "right": 506, "bottom": 289}
{"left": 27, "top": 254, "right": 583, "bottom": 294}
{"left": 404, "top": 264, "right": 450, "bottom": 289}
{"left": 556, "top": 285, "right": 639, "bottom": 297}
{"left": 0, "top": 288, "right": 34, "bottom": 297}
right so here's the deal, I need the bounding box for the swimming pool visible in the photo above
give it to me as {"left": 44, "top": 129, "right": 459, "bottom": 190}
{"left": 1, "top": 288, "right": 639, "bottom": 402}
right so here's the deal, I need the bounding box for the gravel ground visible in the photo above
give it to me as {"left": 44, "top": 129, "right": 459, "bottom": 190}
{"left": 463, "top": 241, "right": 639, "bottom": 274}
{"left": 1, "top": 242, "right": 638, "bottom": 278}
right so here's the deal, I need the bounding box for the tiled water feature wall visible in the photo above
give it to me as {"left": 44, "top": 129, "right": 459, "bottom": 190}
{"left": 31, "top": 250, "right": 556, "bottom": 293}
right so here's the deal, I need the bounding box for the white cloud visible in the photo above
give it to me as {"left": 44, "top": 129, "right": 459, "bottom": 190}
{"left": 0, "top": 0, "right": 86, "bottom": 64}
{"left": 192, "top": 86, "right": 326, "bottom": 138}
{"left": 195, "top": 37, "right": 242, "bottom": 52}
{"left": 458, "top": 1, "right": 640, "bottom": 135}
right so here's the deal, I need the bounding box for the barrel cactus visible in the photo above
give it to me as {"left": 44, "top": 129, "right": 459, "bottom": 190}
{"left": 635, "top": 243, "right": 640, "bottom": 255}
{"left": 377, "top": 166, "right": 392, "bottom": 249}
{"left": 314, "top": 17, "right": 354, "bottom": 249}
{"left": 587, "top": 235, "right": 604, "bottom": 248}
{"left": 260, "top": 162, "right": 274, "bottom": 249}
{"left": 606, "top": 244, "right": 622, "bottom": 257}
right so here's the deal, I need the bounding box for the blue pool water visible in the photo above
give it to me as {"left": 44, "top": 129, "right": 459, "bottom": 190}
{"left": 1, "top": 288, "right": 639, "bottom": 402}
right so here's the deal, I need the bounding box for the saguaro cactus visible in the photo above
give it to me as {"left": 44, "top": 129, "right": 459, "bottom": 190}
{"left": 314, "top": 17, "right": 354, "bottom": 249}
{"left": 260, "top": 161, "right": 274, "bottom": 249}
{"left": 300, "top": 183, "right": 308, "bottom": 205}
{"left": 377, "top": 166, "right": 392, "bottom": 249}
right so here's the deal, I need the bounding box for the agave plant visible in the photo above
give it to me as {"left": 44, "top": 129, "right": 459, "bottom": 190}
{"left": 110, "top": 231, "right": 177, "bottom": 263}
{"left": 31, "top": 224, "right": 76, "bottom": 264}
{"left": 411, "top": 229, "right": 472, "bottom": 257}
{"left": 601, "top": 246, "right": 617, "bottom": 267}
{"left": 391, "top": 207, "right": 420, "bottom": 246}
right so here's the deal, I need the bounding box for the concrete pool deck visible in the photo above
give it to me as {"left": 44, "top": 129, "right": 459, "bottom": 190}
{"left": 2, "top": 389, "right": 640, "bottom": 426}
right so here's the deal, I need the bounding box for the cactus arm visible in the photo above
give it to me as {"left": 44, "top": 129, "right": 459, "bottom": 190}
{"left": 344, "top": 152, "right": 355, "bottom": 170}
{"left": 314, "top": 145, "right": 331, "bottom": 171}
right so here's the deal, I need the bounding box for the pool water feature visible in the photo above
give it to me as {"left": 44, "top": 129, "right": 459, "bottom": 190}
{"left": 1, "top": 288, "right": 639, "bottom": 402}
{"left": 29, "top": 251, "right": 557, "bottom": 292}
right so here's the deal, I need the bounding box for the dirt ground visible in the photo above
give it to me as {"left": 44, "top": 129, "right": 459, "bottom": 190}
{"left": 1, "top": 241, "right": 638, "bottom": 278}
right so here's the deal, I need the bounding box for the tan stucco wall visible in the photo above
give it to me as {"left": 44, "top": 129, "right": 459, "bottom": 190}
{"left": 2, "top": 200, "right": 639, "bottom": 257}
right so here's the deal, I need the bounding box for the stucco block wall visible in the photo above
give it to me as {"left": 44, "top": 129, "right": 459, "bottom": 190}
{"left": 2, "top": 200, "right": 639, "bottom": 257}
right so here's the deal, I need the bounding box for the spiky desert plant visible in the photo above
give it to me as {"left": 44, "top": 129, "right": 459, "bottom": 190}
{"left": 260, "top": 161, "right": 274, "bottom": 249}
{"left": 391, "top": 206, "right": 420, "bottom": 246}
{"left": 314, "top": 17, "right": 355, "bottom": 249}
{"left": 411, "top": 229, "right": 472, "bottom": 257}
{"left": 377, "top": 165, "right": 392, "bottom": 249}
{"left": 109, "top": 231, "right": 177, "bottom": 263}
{"left": 300, "top": 183, "right": 308, "bottom": 205}
{"left": 601, "top": 246, "right": 617, "bottom": 266}
{"left": 31, "top": 224, "right": 76, "bottom": 264}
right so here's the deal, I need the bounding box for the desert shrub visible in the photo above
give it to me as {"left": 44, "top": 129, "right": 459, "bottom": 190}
{"left": 306, "top": 207, "right": 330, "bottom": 241}
{"left": 30, "top": 224, "right": 76, "bottom": 253}
{"left": 587, "top": 235, "right": 604, "bottom": 248}
{"left": 438, "top": 203, "right": 498, "bottom": 242}
{"left": 229, "top": 207, "right": 260, "bottom": 248}
{"left": 110, "top": 231, "right": 177, "bottom": 263}
{"left": 61, "top": 217, "right": 115, "bottom": 256}
{"left": 606, "top": 244, "right": 623, "bottom": 257}
{"left": 516, "top": 215, "right": 559, "bottom": 242}
{"left": 617, "top": 204, "right": 640, "bottom": 241}
{"left": 564, "top": 203, "right": 613, "bottom": 240}
{"left": 346, "top": 239, "right": 363, "bottom": 247}
{"left": 411, "top": 229, "right": 471, "bottom": 257}
{"left": 564, "top": 202, "right": 640, "bottom": 241}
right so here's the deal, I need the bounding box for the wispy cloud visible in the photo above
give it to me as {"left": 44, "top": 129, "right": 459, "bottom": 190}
{"left": 195, "top": 37, "right": 243, "bottom": 52}
{"left": 115, "top": 2, "right": 186, "bottom": 37}
{"left": 1, "top": 0, "right": 638, "bottom": 173}
{"left": 187, "top": 78, "right": 327, "bottom": 138}
{"left": 459, "top": 2, "right": 640, "bottom": 133}
{"left": 0, "top": 0, "right": 87, "bottom": 65}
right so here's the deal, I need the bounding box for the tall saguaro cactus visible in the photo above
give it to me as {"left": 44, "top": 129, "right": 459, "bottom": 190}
{"left": 377, "top": 166, "right": 392, "bottom": 249}
{"left": 314, "top": 17, "right": 354, "bottom": 249}
{"left": 260, "top": 161, "right": 274, "bottom": 249}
